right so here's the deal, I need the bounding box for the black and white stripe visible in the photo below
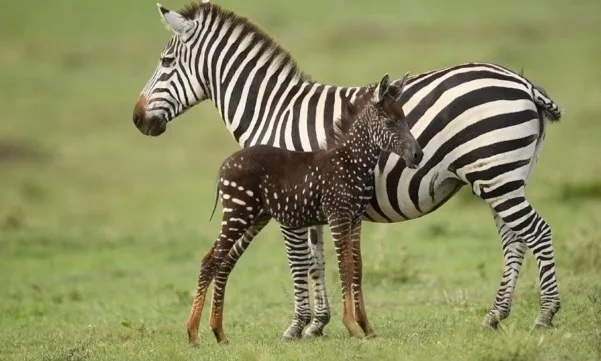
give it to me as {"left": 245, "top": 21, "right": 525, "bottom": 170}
{"left": 135, "top": 1, "right": 563, "bottom": 338}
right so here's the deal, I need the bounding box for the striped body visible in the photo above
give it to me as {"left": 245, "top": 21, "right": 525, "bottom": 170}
{"left": 133, "top": 1, "right": 564, "bottom": 342}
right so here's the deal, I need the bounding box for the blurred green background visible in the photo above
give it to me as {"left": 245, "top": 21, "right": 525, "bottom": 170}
{"left": 1, "top": 0, "right": 600, "bottom": 360}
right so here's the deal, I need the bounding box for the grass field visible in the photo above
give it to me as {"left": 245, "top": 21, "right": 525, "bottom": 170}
{"left": 2, "top": 0, "right": 601, "bottom": 360}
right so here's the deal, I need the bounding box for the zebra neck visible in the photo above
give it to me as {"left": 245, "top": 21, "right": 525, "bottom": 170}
{"left": 207, "top": 65, "right": 361, "bottom": 149}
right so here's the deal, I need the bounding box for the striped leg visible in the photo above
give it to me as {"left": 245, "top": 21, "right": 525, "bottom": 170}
{"left": 484, "top": 191, "right": 560, "bottom": 329}
{"left": 328, "top": 214, "right": 362, "bottom": 338}
{"left": 281, "top": 226, "right": 313, "bottom": 340}
{"left": 350, "top": 219, "right": 375, "bottom": 338}
{"left": 209, "top": 214, "right": 271, "bottom": 344}
{"left": 186, "top": 222, "right": 249, "bottom": 346}
{"left": 303, "top": 226, "right": 331, "bottom": 338}
{"left": 482, "top": 213, "right": 527, "bottom": 329}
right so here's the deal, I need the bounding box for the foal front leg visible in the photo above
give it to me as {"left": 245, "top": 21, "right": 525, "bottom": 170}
{"left": 328, "top": 215, "right": 363, "bottom": 338}
{"left": 350, "top": 219, "right": 376, "bottom": 338}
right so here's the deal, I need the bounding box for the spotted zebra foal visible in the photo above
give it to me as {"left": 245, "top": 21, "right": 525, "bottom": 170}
{"left": 186, "top": 73, "right": 422, "bottom": 345}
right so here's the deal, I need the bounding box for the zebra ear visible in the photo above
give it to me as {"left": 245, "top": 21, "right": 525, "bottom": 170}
{"left": 394, "top": 72, "right": 410, "bottom": 103}
{"left": 157, "top": 3, "right": 193, "bottom": 35}
{"left": 375, "top": 73, "right": 391, "bottom": 103}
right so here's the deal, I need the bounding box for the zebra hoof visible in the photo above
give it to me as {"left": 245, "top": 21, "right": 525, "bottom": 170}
{"left": 481, "top": 312, "right": 502, "bottom": 331}
{"left": 281, "top": 329, "right": 303, "bottom": 342}
{"left": 281, "top": 335, "right": 301, "bottom": 342}
{"left": 302, "top": 327, "right": 324, "bottom": 339}
{"left": 533, "top": 320, "right": 554, "bottom": 330}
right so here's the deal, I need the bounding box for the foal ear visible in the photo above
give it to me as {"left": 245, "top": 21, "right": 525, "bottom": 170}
{"left": 157, "top": 3, "right": 194, "bottom": 35}
{"left": 375, "top": 73, "right": 391, "bottom": 103}
{"left": 394, "top": 72, "right": 410, "bottom": 103}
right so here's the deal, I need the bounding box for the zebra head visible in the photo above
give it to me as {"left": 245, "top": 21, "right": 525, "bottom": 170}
{"left": 368, "top": 73, "right": 423, "bottom": 168}
{"left": 133, "top": 2, "right": 211, "bottom": 136}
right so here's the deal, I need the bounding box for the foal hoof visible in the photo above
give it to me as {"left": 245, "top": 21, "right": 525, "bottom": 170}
{"left": 364, "top": 333, "right": 377, "bottom": 340}
{"left": 187, "top": 341, "right": 200, "bottom": 348}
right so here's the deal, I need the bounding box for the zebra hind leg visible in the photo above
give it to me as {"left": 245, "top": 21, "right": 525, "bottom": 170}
{"left": 303, "top": 226, "right": 331, "bottom": 338}
{"left": 482, "top": 213, "right": 527, "bottom": 330}
{"left": 280, "top": 226, "right": 313, "bottom": 341}
{"left": 483, "top": 189, "right": 561, "bottom": 330}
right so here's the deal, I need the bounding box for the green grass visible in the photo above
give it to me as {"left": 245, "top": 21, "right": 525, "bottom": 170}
{"left": 1, "top": 0, "right": 601, "bottom": 360}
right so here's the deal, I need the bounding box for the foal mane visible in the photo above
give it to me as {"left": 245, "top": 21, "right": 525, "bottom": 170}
{"left": 327, "top": 82, "right": 406, "bottom": 147}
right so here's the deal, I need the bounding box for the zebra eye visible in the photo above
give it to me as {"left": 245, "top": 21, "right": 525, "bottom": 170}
{"left": 160, "top": 56, "right": 175, "bottom": 67}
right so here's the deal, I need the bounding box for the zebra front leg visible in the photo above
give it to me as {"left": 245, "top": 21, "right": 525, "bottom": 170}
{"left": 303, "top": 226, "right": 332, "bottom": 338}
{"left": 328, "top": 215, "right": 363, "bottom": 338}
{"left": 280, "top": 226, "right": 313, "bottom": 341}
{"left": 186, "top": 224, "right": 248, "bottom": 346}
{"left": 482, "top": 213, "right": 527, "bottom": 330}
{"left": 350, "top": 219, "right": 376, "bottom": 338}
{"left": 486, "top": 192, "right": 561, "bottom": 330}
{"left": 209, "top": 214, "right": 271, "bottom": 344}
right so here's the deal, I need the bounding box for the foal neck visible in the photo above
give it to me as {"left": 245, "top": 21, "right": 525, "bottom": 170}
{"left": 334, "top": 117, "right": 381, "bottom": 169}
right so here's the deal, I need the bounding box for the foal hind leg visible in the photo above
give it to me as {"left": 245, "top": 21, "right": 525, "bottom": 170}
{"left": 281, "top": 226, "right": 313, "bottom": 340}
{"left": 482, "top": 186, "right": 560, "bottom": 329}
{"left": 186, "top": 214, "right": 251, "bottom": 345}
{"left": 209, "top": 214, "right": 271, "bottom": 344}
{"left": 303, "top": 226, "right": 332, "bottom": 338}
{"left": 482, "top": 213, "right": 527, "bottom": 330}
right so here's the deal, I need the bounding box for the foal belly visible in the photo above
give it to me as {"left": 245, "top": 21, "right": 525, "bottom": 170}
{"left": 264, "top": 199, "right": 327, "bottom": 229}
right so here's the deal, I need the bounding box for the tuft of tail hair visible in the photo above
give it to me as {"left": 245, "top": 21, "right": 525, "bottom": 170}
{"left": 519, "top": 67, "right": 564, "bottom": 122}
{"left": 532, "top": 84, "right": 563, "bottom": 122}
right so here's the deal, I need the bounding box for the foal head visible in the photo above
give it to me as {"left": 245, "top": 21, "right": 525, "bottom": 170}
{"left": 341, "top": 73, "right": 423, "bottom": 169}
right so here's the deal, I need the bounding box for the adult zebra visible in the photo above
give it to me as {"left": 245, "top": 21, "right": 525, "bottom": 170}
{"left": 132, "top": 0, "right": 563, "bottom": 344}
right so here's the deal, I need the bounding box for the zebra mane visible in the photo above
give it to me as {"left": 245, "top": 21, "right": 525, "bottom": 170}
{"left": 177, "top": 1, "right": 311, "bottom": 82}
{"left": 328, "top": 83, "right": 406, "bottom": 147}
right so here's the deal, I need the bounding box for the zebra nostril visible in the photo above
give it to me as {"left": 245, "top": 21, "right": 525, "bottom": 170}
{"left": 414, "top": 150, "right": 423, "bottom": 164}
{"left": 133, "top": 113, "right": 142, "bottom": 127}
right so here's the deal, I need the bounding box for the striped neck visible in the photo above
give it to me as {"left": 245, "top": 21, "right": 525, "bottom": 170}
{"left": 193, "top": 5, "right": 364, "bottom": 150}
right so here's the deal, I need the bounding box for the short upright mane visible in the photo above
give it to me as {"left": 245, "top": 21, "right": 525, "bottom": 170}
{"left": 328, "top": 83, "right": 405, "bottom": 147}
{"left": 178, "top": 1, "right": 311, "bottom": 82}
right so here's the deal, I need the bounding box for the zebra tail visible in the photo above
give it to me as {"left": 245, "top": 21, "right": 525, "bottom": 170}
{"left": 531, "top": 85, "right": 564, "bottom": 123}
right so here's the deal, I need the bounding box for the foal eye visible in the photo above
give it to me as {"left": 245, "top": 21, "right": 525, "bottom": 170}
{"left": 384, "top": 119, "right": 396, "bottom": 127}
{"left": 160, "top": 56, "right": 175, "bottom": 67}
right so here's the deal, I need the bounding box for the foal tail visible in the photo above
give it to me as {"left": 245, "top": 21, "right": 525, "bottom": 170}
{"left": 208, "top": 176, "right": 220, "bottom": 222}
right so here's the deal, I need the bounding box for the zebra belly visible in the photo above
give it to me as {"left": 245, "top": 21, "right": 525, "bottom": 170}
{"left": 366, "top": 167, "right": 463, "bottom": 223}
